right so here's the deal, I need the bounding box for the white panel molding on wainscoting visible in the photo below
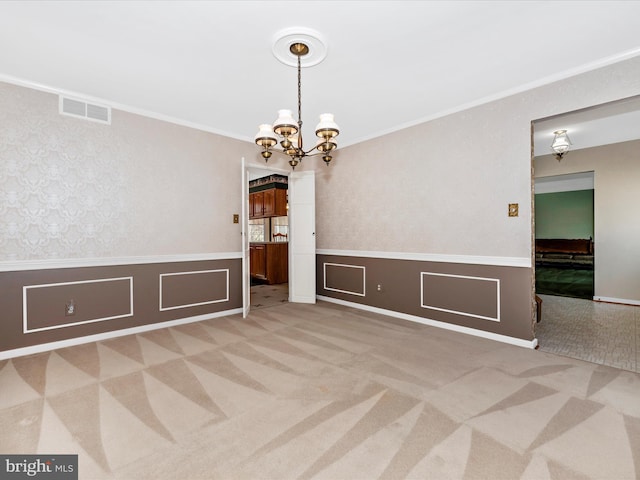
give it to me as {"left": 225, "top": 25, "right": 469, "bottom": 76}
{"left": 23, "top": 276, "right": 134, "bottom": 333}
{"left": 0, "top": 308, "right": 243, "bottom": 361}
{"left": 159, "top": 269, "right": 230, "bottom": 311}
{"left": 316, "top": 249, "right": 531, "bottom": 268}
{"left": 420, "top": 272, "right": 500, "bottom": 322}
{"left": 323, "top": 262, "right": 366, "bottom": 297}
{"left": 317, "top": 295, "right": 538, "bottom": 350}
{"left": 0, "top": 252, "right": 243, "bottom": 272}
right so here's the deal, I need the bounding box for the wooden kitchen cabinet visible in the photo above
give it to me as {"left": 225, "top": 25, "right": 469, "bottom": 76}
{"left": 249, "top": 188, "right": 287, "bottom": 219}
{"left": 250, "top": 242, "right": 288, "bottom": 284}
{"left": 250, "top": 191, "right": 264, "bottom": 218}
{"left": 250, "top": 244, "right": 266, "bottom": 279}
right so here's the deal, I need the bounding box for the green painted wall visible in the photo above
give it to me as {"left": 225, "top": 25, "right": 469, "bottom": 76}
{"left": 535, "top": 189, "right": 594, "bottom": 239}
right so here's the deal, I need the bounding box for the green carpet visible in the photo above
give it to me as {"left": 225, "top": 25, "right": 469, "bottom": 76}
{"left": 535, "top": 266, "right": 594, "bottom": 299}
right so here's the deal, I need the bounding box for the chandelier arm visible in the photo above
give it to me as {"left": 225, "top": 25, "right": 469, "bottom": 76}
{"left": 299, "top": 149, "right": 326, "bottom": 158}
{"left": 264, "top": 147, "right": 325, "bottom": 159}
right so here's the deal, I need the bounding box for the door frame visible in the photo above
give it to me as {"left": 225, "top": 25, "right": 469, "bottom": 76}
{"left": 241, "top": 160, "right": 297, "bottom": 315}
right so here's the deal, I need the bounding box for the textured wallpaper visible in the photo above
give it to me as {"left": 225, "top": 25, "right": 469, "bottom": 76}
{"left": 314, "top": 55, "right": 640, "bottom": 259}
{"left": 0, "top": 82, "right": 253, "bottom": 261}
{"left": 3, "top": 55, "right": 640, "bottom": 263}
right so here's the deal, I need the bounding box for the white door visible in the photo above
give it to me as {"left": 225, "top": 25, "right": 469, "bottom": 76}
{"left": 241, "top": 158, "right": 250, "bottom": 317}
{"left": 288, "top": 170, "right": 316, "bottom": 303}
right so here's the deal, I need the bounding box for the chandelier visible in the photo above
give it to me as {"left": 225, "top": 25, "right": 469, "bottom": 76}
{"left": 254, "top": 31, "right": 339, "bottom": 169}
{"left": 551, "top": 129, "right": 572, "bottom": 161}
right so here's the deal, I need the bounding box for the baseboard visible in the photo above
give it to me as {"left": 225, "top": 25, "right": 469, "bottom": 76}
{"left": 593, "top": 296, "right": 640, "bottom": 306}
{"left": 0, "top": 308, "right": 243, "bottom": 360}
{"left": 317, "top": 295, "right": 538, "bottom": 349}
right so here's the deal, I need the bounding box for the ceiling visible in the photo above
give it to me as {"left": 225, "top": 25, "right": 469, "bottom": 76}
{"left": 1, "top": 1, "right": 640, "bottom": 152}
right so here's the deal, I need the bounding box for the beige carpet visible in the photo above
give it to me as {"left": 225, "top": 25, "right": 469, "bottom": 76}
{"left": 1, "top": 301, "right": 639, "bottom": 479}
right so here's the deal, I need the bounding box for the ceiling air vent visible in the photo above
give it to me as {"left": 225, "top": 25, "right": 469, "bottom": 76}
{"left": 59, "top": 95, "right": 111, "bottom": 124}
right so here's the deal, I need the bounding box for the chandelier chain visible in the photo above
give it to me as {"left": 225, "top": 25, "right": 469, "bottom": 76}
{"left": 297, "top": 53, "right": 303, "bottom": 147}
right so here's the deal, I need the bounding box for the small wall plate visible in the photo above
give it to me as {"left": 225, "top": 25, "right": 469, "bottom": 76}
{"left": 508, "top": 203, "right": 519, "bottom": 217}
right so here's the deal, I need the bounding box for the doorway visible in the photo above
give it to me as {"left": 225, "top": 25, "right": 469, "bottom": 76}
{"left": 241, "top": 162, "right": 317, "bottom": 315}
{"left": 531, "top": 95, "right": 640, "bottom": 372}
{"left": 534, "top": 173, "right": 594, "bottom": 300}
{"left": 246, "top": 168, "right": 290, "bottom": 311}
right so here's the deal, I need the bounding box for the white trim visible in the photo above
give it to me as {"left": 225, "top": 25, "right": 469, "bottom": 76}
{"left": 421, "top": 272, "right": 500, "bottom": 322}
{"left": 0, "top": 73, "right": 253, "bottom": 143}
{"left": 317, "top": 295, "right": 538, "bottom": 350}
{"left": 594, "top": 296, "right": 640, "bottom": 306}
{"left": 323, "top": 262, "right": 366, "bottom": 297}
{"left": 0, "top": 252, "right": 242, "bottom": 272}
{"left": 159, "top": 269, "right": 229, "bottom": 311}
{"left": 0, "top": 308, "right": 243, "bottom": 361}
{"left": 316, "top": 249, "right": 531, "bottom": 268}
{"left": 23, "top": 277, "right": 134, "bottom": 333}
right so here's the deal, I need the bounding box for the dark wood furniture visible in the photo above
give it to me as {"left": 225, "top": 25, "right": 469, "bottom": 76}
{"left": 535, "top": 238, "right": 593, "bottom": 255}
{"left": 250, "top": 242, "right": 288, "bottom": 284}
{"left": 535, "top": 238, "right": 594, "bottom": 268}
{"left": 249, "top": 188, "right": 287, "bottom": 219}
{"left": 250, "top": 244, "right": 267, "bottom": 279}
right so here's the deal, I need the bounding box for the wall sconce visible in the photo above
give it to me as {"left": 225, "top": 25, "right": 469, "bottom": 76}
{"left": 551, "top": 129, "right": 572, "bottom": 161}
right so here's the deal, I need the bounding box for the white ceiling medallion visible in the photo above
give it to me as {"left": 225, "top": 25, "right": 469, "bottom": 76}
{"left": 272, "top": 27, "right": 327, "bottom": 68}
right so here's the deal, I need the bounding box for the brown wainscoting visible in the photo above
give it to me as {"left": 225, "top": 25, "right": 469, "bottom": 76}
{"left": 0, "top": 258, "right": 241, "bottom": 354}
{"left": 317, "top": 255, "right": 533, "bottom": 341}
{"left": 323, "top": 262, "right": 366, "bottom": 296}
{"left": 421, "top": 272, "right": 499, "bottom": 322}
{"left": 24, "top": 276, "right": 133, "bottom": 333}
{"left": 160, "top": 269, "right": 229, "bottom": 311}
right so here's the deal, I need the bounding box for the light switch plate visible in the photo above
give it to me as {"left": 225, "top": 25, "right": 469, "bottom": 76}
{"left": 233, "top": 214, "right": 239, "bottom": 224}
{"left": 508, "top": 203, "right": 519, "bottom": 217}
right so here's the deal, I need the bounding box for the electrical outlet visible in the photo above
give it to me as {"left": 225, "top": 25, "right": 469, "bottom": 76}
{"left": 65, "top": 300, "right": 76, "bottom": 316}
